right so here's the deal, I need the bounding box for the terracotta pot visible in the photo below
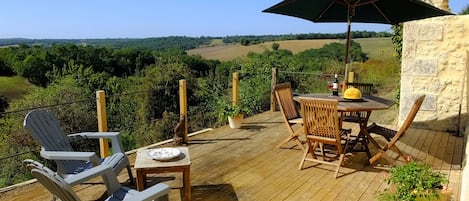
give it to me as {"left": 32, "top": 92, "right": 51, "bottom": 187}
{"left": 228, "top": 114, "right": 243, "bottom": 128}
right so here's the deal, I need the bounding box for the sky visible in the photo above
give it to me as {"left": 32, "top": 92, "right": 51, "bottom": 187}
{"left": 0, "top": 0, "right": 466, "bottom": 39}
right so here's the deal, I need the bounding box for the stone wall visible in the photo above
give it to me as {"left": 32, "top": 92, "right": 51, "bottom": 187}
{"left": 399, "top": 15, "right": 469, "bottom": 132}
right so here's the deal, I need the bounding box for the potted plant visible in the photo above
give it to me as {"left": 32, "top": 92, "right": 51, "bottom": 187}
{"left": 218, "top": 99, "right": 251, "bottom": 129}
{"left": 377, "top": 161, "right": 449, "bottom": 201}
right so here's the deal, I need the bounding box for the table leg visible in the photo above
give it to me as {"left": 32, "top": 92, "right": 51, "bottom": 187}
{"left": 353, "top": 110, "right": 373, "bottom": 158}
{"left": 136, "top": 169, "right": 145, "bottom": 191}
{"left": 183, "top": 166, "right": 191, "bottom": 201}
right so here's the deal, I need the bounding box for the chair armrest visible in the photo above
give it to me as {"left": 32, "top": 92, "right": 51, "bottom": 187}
{"left": 69, "top": 132, "right": 120, "bottom": 138}
{"left": 64, "top": 163, "right": 113, "bottom": 184}
{"left": 64, "top": 163, "right": 122, "bottom": 194}
{"left": 128, "top": 183, "right": 171, "bottom": 201}
{"left": 40, "top": 149, "right": 100, "bottom": 165}
{"left": 68, "top": 132, "right": 125, "bottom": 154}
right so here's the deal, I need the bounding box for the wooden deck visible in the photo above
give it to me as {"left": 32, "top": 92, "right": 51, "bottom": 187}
{"left": 0, "top": 111, "right": 464, "bottom": 201}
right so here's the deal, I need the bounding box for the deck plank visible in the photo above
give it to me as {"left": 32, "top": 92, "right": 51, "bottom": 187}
{"left": 0, "top": 111, "right": 463, "bottom": 201}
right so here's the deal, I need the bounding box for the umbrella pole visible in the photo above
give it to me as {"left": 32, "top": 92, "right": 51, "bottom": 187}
{"left": 344, "top": 21, "right": 351, "bottom": 84}
{"left": 344, "top": 6, "right": 352, "bottom": 88}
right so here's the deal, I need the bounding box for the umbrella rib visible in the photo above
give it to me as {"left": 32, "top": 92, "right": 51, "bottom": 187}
{"left": 316, "top": 0, "right": 337, "bottom": 21}
{"left": 371, "top": 2, "right": 392, "bottom": 24}
{"left": 354, "top": 0, "right": 379, "bottom": 7}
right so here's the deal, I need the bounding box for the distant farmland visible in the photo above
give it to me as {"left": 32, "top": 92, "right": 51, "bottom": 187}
{"left": 187, "top": 37, "right": 393, "bottom": 61}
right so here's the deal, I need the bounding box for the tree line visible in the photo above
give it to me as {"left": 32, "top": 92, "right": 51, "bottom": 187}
{"left": 0, "top": 31, "right": 390, "bottom": 50}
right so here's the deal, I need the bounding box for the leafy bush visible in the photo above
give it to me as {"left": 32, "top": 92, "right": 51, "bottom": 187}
{"left": 378, "top": 162, "right": 448, "bottom": 201}
{"left": 216, "top": 98, "right": 251, "bottom": 123}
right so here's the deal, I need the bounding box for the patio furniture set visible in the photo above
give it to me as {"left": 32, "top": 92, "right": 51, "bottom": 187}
{"left": 20, "top": 81, "right": 424, "bottom": 199}
{"left": 274, "top": 82, "right": 425, "bottom": 178}
{"left": 22, "top": 109, "right": 191, "bottom": 201}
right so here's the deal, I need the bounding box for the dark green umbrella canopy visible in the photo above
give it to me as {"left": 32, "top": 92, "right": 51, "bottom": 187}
{"left": 263, "top": 0, "right": 453, "bottom": 81}
{"left": 262, "top": 0, "right": 453, "bottom": 25}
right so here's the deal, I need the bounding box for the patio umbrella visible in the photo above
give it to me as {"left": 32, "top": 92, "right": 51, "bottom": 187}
{"left": 263, "top": 0, "right": 453, "bottom": 82}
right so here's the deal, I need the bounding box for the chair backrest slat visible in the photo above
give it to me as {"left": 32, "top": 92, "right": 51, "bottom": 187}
{"left": 347, "top": 83, "right": 374, "bottom": 95}
{"left": 388, "top": 95, "right": 425, "bottom": 147}
{"left": 24, "top": 109, "right": 80, "bottom": 173}
{"left": 274, "top": 83, "right": 300, "bottom": 120}
{"left": 30, "top": 167, "right": 79, "bottom": 201}
{"left": 300, "top": 98, "right": 340, "bottom": 140}
{"left": 24, "top": 109, "right": 73, "bottom": 151}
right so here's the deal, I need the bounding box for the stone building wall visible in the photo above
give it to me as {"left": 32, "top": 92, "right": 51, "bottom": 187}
{"left": 399, "top": 15, "right": 469, "bottom": 132}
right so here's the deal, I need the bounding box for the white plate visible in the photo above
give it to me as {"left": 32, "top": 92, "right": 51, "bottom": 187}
{"left": 147, "top": 148, "right": 181, "bottom": 161}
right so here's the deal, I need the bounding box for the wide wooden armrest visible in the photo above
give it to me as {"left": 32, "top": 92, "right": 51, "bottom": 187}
{"left": 68, "top": 132, "right": 120, "bottom": 139}
{"left": 64, "top": 164, "right": 117, "bottom": 188}
{"left": 127, "top": 183, "right": 171, "bottom": 201}
{"left": 40, "top": 149, "right": 100, "bottom": 165}
{"left": 68, "top": 132, "right": 125, "bottom": 154}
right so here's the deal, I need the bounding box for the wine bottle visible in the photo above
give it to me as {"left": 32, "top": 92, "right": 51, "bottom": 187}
{"left": 332, "top": 74, "right": 339, "bottom": 96}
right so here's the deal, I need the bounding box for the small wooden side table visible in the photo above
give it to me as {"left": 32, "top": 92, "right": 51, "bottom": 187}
{"left": 134, "top": 147, "right": 191, "bottom": 201}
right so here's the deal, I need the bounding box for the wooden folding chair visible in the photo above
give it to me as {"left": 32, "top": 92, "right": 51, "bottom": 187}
{"left": 274, "top": 83, "right": 304, "bottom": 151}
{"left": 366, "top": 95, "right": 425, "bottom": 165}
{"left": 298, "top": 97, "right": 351, "bottom": 178}
{"left": 341, "top": 82, "right": 375, "bottom": 124}
{"left": 347, "top": 82, "right": 374, "bottom": 96}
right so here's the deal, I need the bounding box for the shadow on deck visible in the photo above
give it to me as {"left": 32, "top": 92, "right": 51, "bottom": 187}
{"left": 0, "top": 111, "right": 463, "bottom": 201}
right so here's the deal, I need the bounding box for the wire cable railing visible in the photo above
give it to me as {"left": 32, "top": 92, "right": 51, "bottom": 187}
{"left": 0, "top": 69, "right": 328, "bottom": 189}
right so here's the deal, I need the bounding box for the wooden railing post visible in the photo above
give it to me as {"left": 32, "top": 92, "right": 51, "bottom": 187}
{"left": 179, "top": 79, "right": 188, "bottom": 143}
{"left": 96, "top": 90, "right": 109, "bottom": 158}
{"left": 233, "top": 72, "right": 239, "bottom": 106}
{"left": 271, "top": 68, "right": 279, "bottom": 112}
{"left": 348, "top": 71, "right": 355, "bottom": 83}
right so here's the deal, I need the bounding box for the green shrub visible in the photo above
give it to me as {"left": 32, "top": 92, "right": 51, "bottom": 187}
{"left": 216, "top": 98, "right": 251, "bottom": 123}
{"left": 378, "top": 162, "right": 448, "bottom": 201}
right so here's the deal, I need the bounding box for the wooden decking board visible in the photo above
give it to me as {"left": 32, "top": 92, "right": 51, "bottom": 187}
{"left": 269, "top": 159, "right": 328, "bottom": 201}
{"left": 432, "top": 131, "right": 450, "bottom": 170}
{"left": 451, "top": 134, "right": 464, "bottom": 170}
{"left": 240, "top": 149, "right": 307, "bottom": 200}
{"left": 313, "top": 152, "right": 373, "bottom": 200}
{"left": 229, "top": 148, "right": 290, "bottom": 191}
{"left": 321, "top": 167, "right": 364, "bottom": 201}
{"left": 358, "top": 170, "right": 390, "bottom": 201}
{"left": 442, "top": 134, "right": 457, "bottom": 170}
{"left": 416, "top": 129, "right": 437, "bottom": 162}
{"left": 424, "top": 129, "right": 443, "bottom": 166}
{"left": 203, "top": 128, "right": 288, "bottom": 183}
{"left": 398, "top": 127, "right": 421, "bottom": 162}
{"left": 0, "top": 111, "right": 463, "bottom": 201}
{"left": 447, "top": 170, "right": 462, "bottom": 201}
{"left": 340, "top": 168, "right": 384, "bottom": 201}
{"left": 408, "top": 128, "right": 427, "bottom": 162}
{"left": 281, "top": 168, "right": 331, "bottom": 201}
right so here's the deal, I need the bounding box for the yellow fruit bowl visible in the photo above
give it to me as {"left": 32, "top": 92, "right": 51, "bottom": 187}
{"left": 343, "top": 87, "right": 362, "bottom": 100}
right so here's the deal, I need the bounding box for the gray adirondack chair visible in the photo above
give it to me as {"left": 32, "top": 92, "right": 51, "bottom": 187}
{"left": 24, "top": 159, "right": 169, "bottom": 201}
{"left": 23, "top": 109, "right": 134, "bottom": 186}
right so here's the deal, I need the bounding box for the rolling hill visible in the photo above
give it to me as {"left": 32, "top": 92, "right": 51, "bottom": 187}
{"left": 187, "top": 37, "right": 393, "bottom": 61}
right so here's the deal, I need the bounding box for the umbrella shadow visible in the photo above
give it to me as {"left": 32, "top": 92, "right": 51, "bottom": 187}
{"left": 190, "top": 183, "right": 239, "bottom": 201}
{"left": 143, "top": 180, "right": 239, "bottom": 201}
{"left": 238, "top": 124, "right": 266, "bottom": 131}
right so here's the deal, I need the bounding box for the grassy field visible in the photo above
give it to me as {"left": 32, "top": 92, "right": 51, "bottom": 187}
{"left": 0, "top": 76, "right": 37, "bottom": 100}
{"left": 187, "top": 39, "right": 338, "bottom": 61}
{"left": 354, "top": 38, "right": 394, "bottom": 60}
{"left": 187, "top": 37, "right": 393, "bottom": 61}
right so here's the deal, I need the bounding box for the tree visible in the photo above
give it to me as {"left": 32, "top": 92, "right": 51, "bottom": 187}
{"left": 272, "top": 43, "right": 280, "bottom": 50}
{"left": 240, "top": 38, "right": 250, "bottom": 46}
